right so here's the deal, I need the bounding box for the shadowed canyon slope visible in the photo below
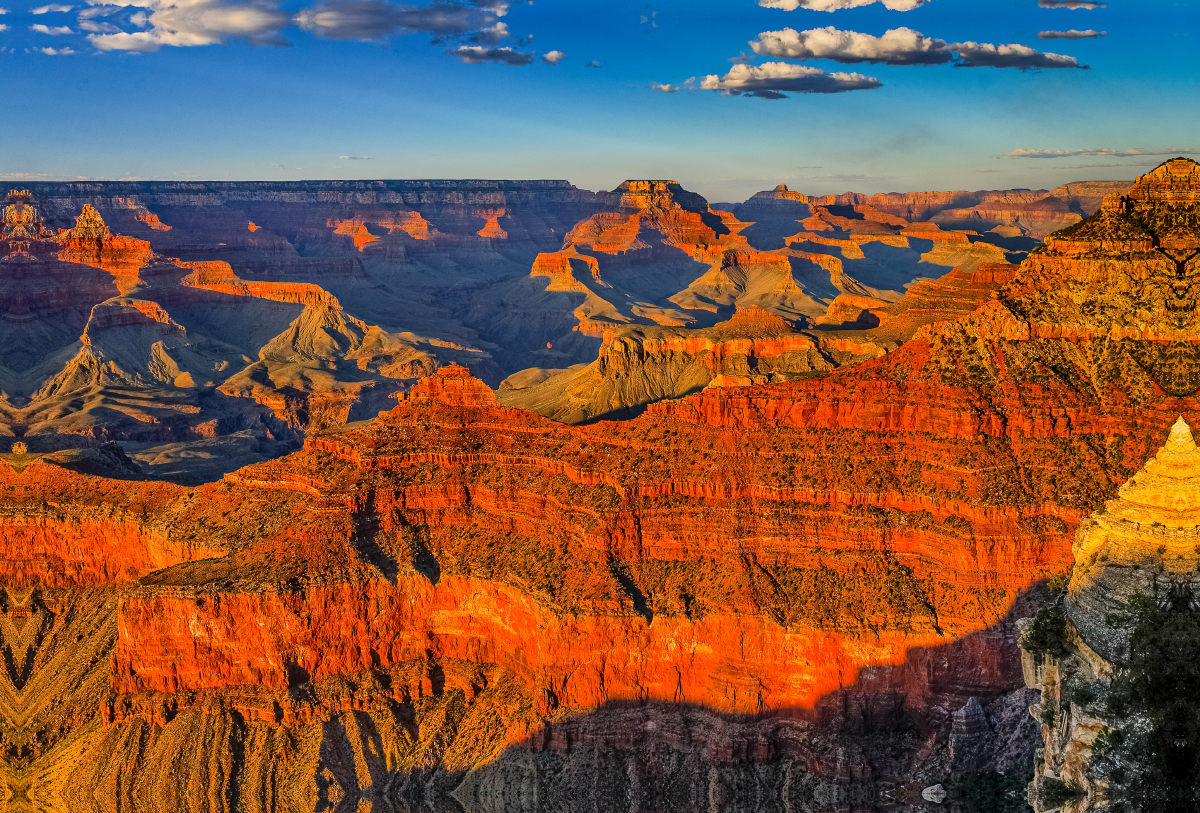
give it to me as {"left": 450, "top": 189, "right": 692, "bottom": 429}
{"left": 0, "top": 160, "right": 1193, "bottom": 811}
{"left": 2, "top": 176, "right": 1123, "bottom": 479}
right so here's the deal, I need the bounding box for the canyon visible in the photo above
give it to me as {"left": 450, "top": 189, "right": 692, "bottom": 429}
{"left": 3, "top": 160, "right": 1187, "bottom": 811}
{"left": 3, "top": 175, "right": 1122, "bottom": 480}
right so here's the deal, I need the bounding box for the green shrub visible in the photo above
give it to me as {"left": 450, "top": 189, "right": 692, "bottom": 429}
{"left": 1091, "top": 587, "right": 1200, "bottom": 811}
{"left": 1070, "top": 683, "right": 1097, "bottom": 708}
{"left": 1039, "top": 777, "right": 1084, "bottom": 808}
{"left": 1021, "top": 602, "right": 1069, "bottom": 661}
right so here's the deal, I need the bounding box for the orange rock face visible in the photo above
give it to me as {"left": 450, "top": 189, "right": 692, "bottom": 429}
{"left": 55, "top": 205, "right": 153, "bottom": 290}
{"left": 10, "top": 167, "right": 1200, "bottom": 809}
{"left": 475, "top": 208, "right": 509, "bottom": 239}
{"left": 178, "top": 259, "right": 337, "bottom": 305}
{"left": 329, "top": 218, "right": 378, "bottom": 250}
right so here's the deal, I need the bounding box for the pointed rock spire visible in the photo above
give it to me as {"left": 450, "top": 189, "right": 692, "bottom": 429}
{"left": 1107, "top": 415, "right": 1200, "bottom": 525}
{"left": 1067, "top": 416, "right": 1200, "bottom": 662}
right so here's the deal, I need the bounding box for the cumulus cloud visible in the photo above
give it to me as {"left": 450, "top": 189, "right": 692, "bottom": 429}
{"left": 469, "top": 20, "right": 506, "bottom": 43}
{"left": 750, "top": 27, "right": 1086, "bottom": 70}
{"left": 294, "top": 1, "right": 491, "bottom": 40}
{"left": 950, "top": 41, "right": 1086, "bottom": 69}
{"left": 31, "top": 23, "right": 74, "bottom": 33}
{"left": 1038, "top": 29, "right": 1104, "bottom": 38}
{"left": 541, "top": 49, "right": 563, "bottom": 64}
{"left": 1038, "top": 0, "right": 1105, "bottom": 7}
{"left": 33, "top": 4, "right": 74, "bottom": 12}
{"left": 87, "top": 1, "right": 291, "bottom": 51}
{"left": 751, "top": 26, "right": 951, "bottom": 65}
{"left": 39, "top": 45, "right": 75, "bottom": 53}
{"left": 701, "top": 62, "right": 881, "bottom": 98}
{"left": 651, "top": 82, "right": 677, "bottom": 92}
{"left": 0, "top": 23, "right": 7, "bottom": 31}
{"left": 758, "top": 0, "right": 928, "bottom": 10}
{"left": 1005, "top": 147, "right": 1200, "bottom": 158}
{"left": 447, "top": 44, "right": 531, "bottom": 64}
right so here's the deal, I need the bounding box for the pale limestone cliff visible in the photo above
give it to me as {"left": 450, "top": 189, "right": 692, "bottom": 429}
{"left": 1023, "top": 416, "right": 1200, "bottom": 811}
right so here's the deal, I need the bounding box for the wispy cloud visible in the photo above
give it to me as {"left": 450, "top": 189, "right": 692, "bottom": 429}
{"left": 469, "top": 20, "right": 507, "bottom": 44}
{"left": 813, "top": 173, "right": 899, "bottom": 181}
{"left": 651, "top": 82, "right": 677, "bottom": 92}
{"left": 447, "top": 44, "right": 532, "bottom": 64}
{"left": 32, "top": 4, "right": 74, "bottom": 13}
{"left": 1038, "top": 29, "right": 1105, "bottom": 38}
{"left": 951, "top": 41, "right": 1087, "bottom": 70}
{"left": 31, "top": 23, "right": 73, "bottom": 34}
{"left": 585, "top": 58, "right": 600, "bottom": 67}
{"left": 39, "top": 45, "right": 75, "bottom": 53}
{"left": 1005, "top": 148, "right": 1200, "bottom": 158}
{"left": 751, "top": 26, "right": 951, "bottom": 65}
{"left": 294, "top": 1, "right": 490, "bottom": 40}
{"left": 541, "top": 49, "right": 564, "bottom": 64}
{"left": 339, "top": 155, "right": 372, "bottom": 159}
{"left": 79, "top": 18, "right": 121, "bottom": 32}
{"left": 758, "top": 0, "right": 928, "bottom": 10}
{"left": 1038, "top": 0, "right": 1105, "bottom": 7}
{"left": 702, "top": 62, "right": 881, "bottom": 99}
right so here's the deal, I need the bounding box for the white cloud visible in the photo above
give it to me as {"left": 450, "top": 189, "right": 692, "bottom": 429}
{"left": 541, "top": 49, "right": 563, "bottom": 64}
{"left": 79, "top": 18, "right": 122, "bottom": 31}
{"left": 758, "top": 0, "right": 929, "bottom": 10}
{"left": 474, "top": 0, "right": 507, "bottom": 15}
{"left": 749, "top": 27, "right": 1087, "bottom": 70}
{"left": 447, "top": 44, "right": 531, "bottom": 64}
{"left": 40, "top": 45, "right": 76, "bottom": 53}
{"left": 1038, "top": 29, "right": 1105, "bottom": 38}
{"left": 1038, "top": 0, "right": 1105, "bottom": 7}
{"left": 31, "top": 23, "right": 74, "bottom": 33}
{"left": 0, "top": 7, "right": 7, "bottom": 13}
{"left": 0, "top": 23, "right": 7, "bottom": 31}
{"left": 701, "top": 62, "right": 881, "bottom": 98}
{"left": 339, "top": 155, "right": 371, "bottom": 159}
{"left": 469, "top": 20, "right": 507, "bottom": 44}
{"left": 949, "top": 41, "right": 1086, "bottom": 70}
{"left": 651, "top": 82, "right": 677, "bottom": 92}
{"left": 33, "top": 4, "right": 75, "bottom": 12}
{"left": 751, "top": 26, "right": 951, "bottom": 65}
{"left": 87, "top": 0, "right": 290, "bottom": 51}
{"left": 585, "top": 58, "right": 599, "bottom": 67}
{"left": 1005, "top": 147, "right": 1200, "bottom": 158}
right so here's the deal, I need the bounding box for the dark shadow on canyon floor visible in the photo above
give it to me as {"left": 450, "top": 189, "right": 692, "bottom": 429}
{"left": 361, "top": 586, "right": 1049, "bottom": 813}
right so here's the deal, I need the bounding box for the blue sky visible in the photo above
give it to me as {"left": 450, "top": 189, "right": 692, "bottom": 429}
{"left": 2, "top": 0, "right": 1196, "bottom": 201}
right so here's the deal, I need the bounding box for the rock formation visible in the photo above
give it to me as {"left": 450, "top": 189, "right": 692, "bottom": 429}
{"left": 0, "top": 159, "right": 1197, "bottom": 810}
{"left": 1022, "top": 417, "right": 1200, "bottom": 811}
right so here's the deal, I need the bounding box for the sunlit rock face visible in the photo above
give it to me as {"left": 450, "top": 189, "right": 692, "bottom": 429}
{"left": 1068, "top": 416, "right": 1200, "bottom": 662}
